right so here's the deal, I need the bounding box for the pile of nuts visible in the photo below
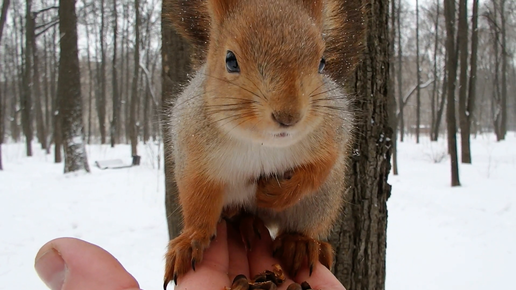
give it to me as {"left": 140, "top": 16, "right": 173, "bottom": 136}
{"left": 228, "top": 264, "right": 315, "bottom": 290}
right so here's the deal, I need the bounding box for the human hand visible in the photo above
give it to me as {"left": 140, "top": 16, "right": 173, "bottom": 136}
{"left": 35, "top": 220, "right": 345, "bottom": 290}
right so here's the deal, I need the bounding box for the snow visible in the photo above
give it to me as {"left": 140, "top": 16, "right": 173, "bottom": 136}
{"left": 1, "top": 134, "right": 515, "bottom": 290}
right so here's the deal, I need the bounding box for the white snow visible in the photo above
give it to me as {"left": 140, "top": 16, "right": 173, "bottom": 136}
{"left": 0, "top": 133, "right": 515, "bottom": 290}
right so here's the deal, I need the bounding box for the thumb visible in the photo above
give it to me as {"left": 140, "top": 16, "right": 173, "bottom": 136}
{"left": 35, "top": 237, "right": 140, "bottom": 290}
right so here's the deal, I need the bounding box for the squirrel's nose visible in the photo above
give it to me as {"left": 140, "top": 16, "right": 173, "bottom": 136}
{"left": 271, "top": 111, "right": 301, "bottom": 127}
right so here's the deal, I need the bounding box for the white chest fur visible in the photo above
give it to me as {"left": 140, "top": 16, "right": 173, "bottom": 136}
{"left": 208, "top": 138, "right": 308, "bottom": 208}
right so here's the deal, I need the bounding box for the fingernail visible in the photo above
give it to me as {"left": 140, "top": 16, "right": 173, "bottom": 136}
{"left": 35, "top": 248, "right": 66, "bottom": 290}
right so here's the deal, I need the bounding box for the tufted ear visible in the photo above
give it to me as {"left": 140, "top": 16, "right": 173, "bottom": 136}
{"left": 301, "top": 0, "right": 324, "bottom": 25}
{"left": 207, "top": 0, "right": 240, "bottom": 25}
{"left": 323, "top": 0, "right": 367, "bottom": 80}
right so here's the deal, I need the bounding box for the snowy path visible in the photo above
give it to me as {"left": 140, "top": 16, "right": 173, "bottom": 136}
{"left": 1, "top": 134, "right": 515, "bottom": 290}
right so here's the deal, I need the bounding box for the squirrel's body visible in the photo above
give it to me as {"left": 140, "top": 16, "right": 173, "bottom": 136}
{"left": 171, "top": 65, "right": 351, "bottom": 238}
{"left": 164, "top": 0, "right": 365, "bottom": 287}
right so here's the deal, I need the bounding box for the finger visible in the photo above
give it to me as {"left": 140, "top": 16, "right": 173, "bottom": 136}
{"left": 227, "top": 221, "right": 250, "bottom": 281}
{"left": 293, "top": 262, "right": 346, "bottom": 290}
{"left": 34, "top": 238, "right": 140, "bottom": 290}
{"left": 247, "top": 220, "right": 295, "bottom": 289}
{"left": 176, "top": 220, "right": 231, "bottom": 289}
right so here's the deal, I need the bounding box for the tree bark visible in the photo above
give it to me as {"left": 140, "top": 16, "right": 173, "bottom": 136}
{"left": 415, "top": 0, "right": 421, "bottom": 143}
{"left": 97, "top": 0, "right": 107, "bottom": 144}
{"left": 458, "top": 0, "right": 470, "bottom": 163}
{"left": 130, "top": 0, "right": 140, "bottom": 157}
{"left": 58, "top": 0, "right": 89, "bottom": 173}
{"left": 397, "top": 0, "right": 403, "bottom": 142}
{"left": 329, "top": 0, "right": 391, "bottom": 288}
{"left": 22, "top": 0, "right": 34, "bottom": 157}
{"left": 466, "top": 0, "right": 479, "bottom": 145}
{"left": 389, "top": 0, "right": 398, "bottom": 175}
{"left": 162, "top": 0, "right": 193, "bottom": 240}
{"left": 111, "top": 0, "right": 120, "bottom": 147}
{"left": 0, "top": 0, "right": 11, "bottom": 170}
{"left": 444, "top": 0, "right": 460, "bottom": 186}
{"left": 499, "top": 0, "right": 507, "bottom": 139}
{"left": 430, "top": 0, "right": 440, "bottom": 141}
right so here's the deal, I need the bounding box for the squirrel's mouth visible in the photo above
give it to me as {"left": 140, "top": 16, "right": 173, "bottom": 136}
{"left": 273, "top": 132, "right": 290, "bottom": 138}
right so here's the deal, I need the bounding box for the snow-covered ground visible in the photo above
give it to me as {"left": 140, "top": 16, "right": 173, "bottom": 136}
{"left": 0, "top": 134, "right": 515, "bottom": 290}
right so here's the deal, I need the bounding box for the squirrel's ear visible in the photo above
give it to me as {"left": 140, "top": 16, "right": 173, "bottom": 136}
{"left": 207, "top": 0, "right": 239, "bottom": 25}
{"left": 301, "top": 0, "right": 324, "bottom": 25}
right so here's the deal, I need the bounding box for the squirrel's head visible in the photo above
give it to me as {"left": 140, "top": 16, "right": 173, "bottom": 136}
{"left": 168, "top": 0, "right": 364, "bottom": 147}
{"left": 204, "top": 0, "right": 329, "bottom": 147}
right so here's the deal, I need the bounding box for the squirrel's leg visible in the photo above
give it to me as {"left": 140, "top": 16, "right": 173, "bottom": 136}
{"left": 163, "top": 171, "right": 225, "bottom": 288}
{"left": 266, "top": 157, "right": 346, "bottom": 278}
{"left": 256, "top": 147, "right": 338, "bottom": 212}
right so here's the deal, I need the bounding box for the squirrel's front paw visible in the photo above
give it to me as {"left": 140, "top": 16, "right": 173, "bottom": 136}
{"left": 163, "top": 229, "right": 213, "bottom": 288}
{"left": 256, "top": 170, "right": 298, "bottom": 211}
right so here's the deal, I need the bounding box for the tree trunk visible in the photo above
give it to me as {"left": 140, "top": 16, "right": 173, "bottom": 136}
{"left": 465, "top": 0, "right": 479, "bottom": 147}
{"left": 397, "top": 0, "right": 403, "bottom": 142}
{"left": 97, "top": 0, "right": 107, "bottom": 144}
{"left": 52, "top": 26, "right": 62, "bottom": 163}
{"left": 58, "top": 0, "right": 89, "bottom": 173}
{"left": 111, "top": 0, "right": 120, "bottom": 147}
{"left": 162, "top": 0, "right": 193, "bottom": 240}
{"left": 0, "top": 0, "right": 11, "bottom": 170}
{"left": 130, "top": 0, "right": 140, "bottom": 157}
{"left": 29, "top": 11, "right": 47, "bottom": 150}
{"left": 444, "top": 0, "right": 460, "bottom": 186}
{"left": 457, "top": 0, "right": 470, "bottom": 163}
{"left": 389, "top": 0, "right": 398, "bottom": 175}
{"left": 430, "top": 0, "right": 440, "bottom": 141}
{"left": 22, "top": 0, "right": 33, "bottom": 157}
{"left": 329, "top": 0, "right": 391, "bottom": 288}
{"left": 415, "top": 0, "right": 420, "bottom": 143}
{"left": 499, "top": 0, "right": 507, "bottom": 139}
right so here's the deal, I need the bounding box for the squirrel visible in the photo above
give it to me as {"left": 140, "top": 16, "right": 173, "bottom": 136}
{"left": 164, "top": 0, "right": 365, "bottom": 288}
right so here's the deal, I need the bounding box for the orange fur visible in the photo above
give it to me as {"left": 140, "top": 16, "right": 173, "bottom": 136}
{"left": 164, "top": 169, "right": 225, "bottom": 286}
{"left": 256, "top": 144, "right": 338, "bottom": 211}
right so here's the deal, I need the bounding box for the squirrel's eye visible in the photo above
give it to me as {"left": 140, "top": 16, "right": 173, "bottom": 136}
{"left": 318, "top": 57, "right": 326, "bottom": 74}
{"left": 226, "top": 51, "right": 240, "bottom": 73}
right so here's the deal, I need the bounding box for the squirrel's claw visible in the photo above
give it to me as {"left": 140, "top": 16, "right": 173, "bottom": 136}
{"left": 163, "top": 230, "right": 212, "bottom": 288}
{"left": 272, "top": 232, "right": 333, "bottom": 277}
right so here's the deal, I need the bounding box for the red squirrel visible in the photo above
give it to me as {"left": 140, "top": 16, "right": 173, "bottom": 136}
{"left": 164, "top": 0, "right": 365, "bottom": 287}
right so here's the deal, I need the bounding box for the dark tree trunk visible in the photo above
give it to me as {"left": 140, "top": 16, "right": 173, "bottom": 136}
{"left": 396, "top": 0, "right": 403, "bottom": 142}
{"left": 130, "top": 0, "right": 140, "bottom": 157}
{"left": 22, "top": 0, "right": 33, "bottom": 157}
{"left": 29, "top": 11, "right": 47, "bottom": 150}
{"left": 465, "top": 0, "right": 479, "bottom": 148}
{"left": 97, "top": 0, "right": 107, "bottom": 144}
{"left": 500, "top": 0, "right": 507, "bottom": 139}
{"left": 389, "top": 0, "right": 398, "bottom": 175}
{"left": 162, "top": 0, "right": 193, "bottom": 240}
{"left": 0, "top": 0, "right": 10, "bottom": 170}
{"left": 430, "top": 0, "right": 440, "bottom": 141}
{"left": 51, "top": 26, "right": 62, "bottom": 163}
{"left": 111, "top": 0, "right": 119, "bottom": 147}
{"left": 329, "top": 0, "right": 391, "bottom": 289}
{"left": 415, "top": 0, "right": 420, "bottom": 143}
{"left": 444, "top": 0, "right": 460, "bottom": 186}
{"left": 458, "top": 0, "right": 470, "bottom": 163}
{"left": 58, "top": 0, "right": 89, "bottom": 173}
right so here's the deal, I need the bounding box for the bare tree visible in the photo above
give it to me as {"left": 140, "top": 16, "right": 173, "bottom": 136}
{"left": 458, "top": 0, "right": 470, "bottom": 163}
{"left": 21, "top": 0, "right": 34, "bottom": 157}
{"left": 397, "top": 0, "right": 404, "bottom": 142}
{"left": 0, "top": 0, "right": 10, "bottom": 170}
{"left": 129, "top": 0, "right": 140, "bottom": 158}
{"left": 111, "top": 0, "right": 120, "bottom": 147}
{"left": 415, "top": 0, "right": 421, "bottom": 143}
{"left": 499, "top": 0, "right": 507, "bottom": 138}
{"left": 444, "top": 0, "right": 461, "bottom": 186}
{"left": 465, "top": 0, "right": 479, "bottom": 152}
{"left": 58, "top": 0, "right": 89, "bottom": 173}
